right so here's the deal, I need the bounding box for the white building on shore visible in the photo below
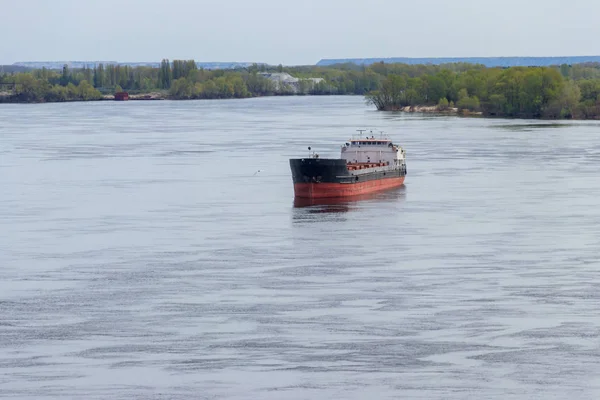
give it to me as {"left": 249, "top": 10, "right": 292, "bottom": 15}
{"left": 257, "top": 72, "right": 324, "bottom": 93}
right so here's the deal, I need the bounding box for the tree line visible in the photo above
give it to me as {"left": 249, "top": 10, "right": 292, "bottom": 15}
{"left": 1, "top": 59, "right": 599, "bottom": 119}
{"left": 364, "top": 62, "right": 600, "bottom": 119}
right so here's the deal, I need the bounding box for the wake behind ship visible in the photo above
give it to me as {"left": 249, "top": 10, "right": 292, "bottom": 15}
{"left": 290, "top": 131, "right": 407, "bottom": 199}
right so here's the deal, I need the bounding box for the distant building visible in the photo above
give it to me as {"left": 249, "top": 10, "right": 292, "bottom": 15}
{"left": 258, "top": 72, "right": 324, "bottom": 93}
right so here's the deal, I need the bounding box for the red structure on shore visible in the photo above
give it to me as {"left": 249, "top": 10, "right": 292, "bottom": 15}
{"left": 114, "top": 92, "right": 129, "bottom": 101}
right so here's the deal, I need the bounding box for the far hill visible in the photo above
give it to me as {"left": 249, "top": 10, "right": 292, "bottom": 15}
{"left": 0, "top": 65, "right": 32, "bottom": 73}
{"left": 316, "top": 56, "right": 600, "bottom": 68}
{"left": 11, "top": 61, "right": 263, "bottom": 70}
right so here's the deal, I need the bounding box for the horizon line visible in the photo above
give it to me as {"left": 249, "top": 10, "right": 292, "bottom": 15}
{"left": 4, "top": 55, "right": 600, "bottom": 68}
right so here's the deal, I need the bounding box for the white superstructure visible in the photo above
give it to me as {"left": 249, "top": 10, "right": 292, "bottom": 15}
{"left": 340, "top": 133, "right": 406, "bottom": 168}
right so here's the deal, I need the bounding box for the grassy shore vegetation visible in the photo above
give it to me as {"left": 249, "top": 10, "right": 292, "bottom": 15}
{"left": 1, "top": 59, "right": 599, "bottom": 119}
{"left": 364, "top": 62, "right": 600, "bottom": 119}
{"left": 0, "top": 60, "right": 331, "bottom": 103}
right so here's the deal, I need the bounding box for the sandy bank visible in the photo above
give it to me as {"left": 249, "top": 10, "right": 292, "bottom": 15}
{"left": 381, "top": 105, "right": 483, "bottom": 116}
{"left": 103, "top": 92, "right": 166, "bottom": 101}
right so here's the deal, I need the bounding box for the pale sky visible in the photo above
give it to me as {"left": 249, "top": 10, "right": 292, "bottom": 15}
{"left": 1, "top": 0, "right": 599, "bottom": 65}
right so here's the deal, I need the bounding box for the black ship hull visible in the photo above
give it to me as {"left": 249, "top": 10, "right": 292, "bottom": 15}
{"left": 289, "top": 158, "right": 406, "bottom": 198}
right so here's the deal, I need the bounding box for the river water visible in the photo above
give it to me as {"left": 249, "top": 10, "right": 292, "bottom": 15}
{"left": 2, "top": 96, "right": 600, "bottom": 399}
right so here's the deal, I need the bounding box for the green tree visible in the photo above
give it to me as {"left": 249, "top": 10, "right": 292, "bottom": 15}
{"left": 457, "top": 95, "right": 480, "bottom": 111}
{"left": 158, "top": 59, "right": 172, "bottom": 89}
{"left": 578, "top": 79, "right": 600, "bottom": 101}
{"left": 95, "top": 64, "right": 105, "bottom": 88}
{"left": 14, "top": 73, "right": 46, "bottom": 102}
{"left": 438, "top": 97, "right": 449, "bottom": 110}
{"left": 544, "top": 80, "right": 581, "bottom": 118}
{"left": 169, "top": 78, "right": 194, "bottom": 99}
{"left": 78, "top": 80, "right": 103, "bottom": 100}
{"left": 83, "top": 66, "right": 92, "bottom": 83}
{"left": 487, "top": 94, "right": 507, "bottom": 115}
{"left": 229, "top": 75, "right": 249, "bottom": 98}
{"left": 424, "top": 75, "right": 447, "bottom": 104}
{"left": 457, "top": 88, "right": 469, "bottom": 101}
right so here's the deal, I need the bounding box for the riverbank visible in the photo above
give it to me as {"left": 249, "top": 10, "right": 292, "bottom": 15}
{"left": 0, "top": 91, "right": 169, "bottom": 103}
{"left": 3, "top": 60, "right": 600, "bottom": 119}
{"left": 378, "top": 104, "right": 483, "bottom": 116}
{"left": 0, "top": 90, "right": 324, "bottom": 104}
{"left": 101, "top": 92, "right": 166, "bottom": 101}
{"left": 375, "top": 104, "right": 600, "bottom": 119}
{"left": 365, "top": 67, "right": 600, "bottom": 120}
{"left": 376, "top": 104, "right": 600, "bottom": 119}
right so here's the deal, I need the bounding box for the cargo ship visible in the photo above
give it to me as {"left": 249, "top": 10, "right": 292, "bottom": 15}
{"left": 289, "top": 130, "right": 407, "bottom": 199}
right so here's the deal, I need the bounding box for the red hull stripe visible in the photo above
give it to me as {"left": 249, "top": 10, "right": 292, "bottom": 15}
{"left": 294, "top": 177, "right": 405, "bottom": 198}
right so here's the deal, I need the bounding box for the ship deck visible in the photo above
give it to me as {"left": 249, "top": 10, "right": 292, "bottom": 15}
{"left": 347, "top": 161, "right": 390, "bottom": 171}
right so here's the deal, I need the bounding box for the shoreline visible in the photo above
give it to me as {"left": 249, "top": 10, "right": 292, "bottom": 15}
{"left": 2, "top": 58, "right": 599, "bottom": 120}
{"left": 374, "top": 104, "right": 600, "bottom": 120}
{"left": 0, "top": 91, "right": 333, "bottom": 104}
{"left": 0, "top": 92, "right": 169, "bottom": 103}
{"left": 103, "top": 92, "right": 166, "bottom": 101}
{"left": 378, "top": 104, "right": 484, "bottom": 116}
{"left": 1, "top": 94, "right": 599, "bottom": 121}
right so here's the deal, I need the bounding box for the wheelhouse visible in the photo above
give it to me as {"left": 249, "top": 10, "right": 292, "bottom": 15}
{"left": 347, "top": 139, "right": 392, "bottom": 147}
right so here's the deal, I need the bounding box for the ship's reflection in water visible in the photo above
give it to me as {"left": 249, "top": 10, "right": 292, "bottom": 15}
{"left": 291, "top": 186, "right": 406, "bottom": 221}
